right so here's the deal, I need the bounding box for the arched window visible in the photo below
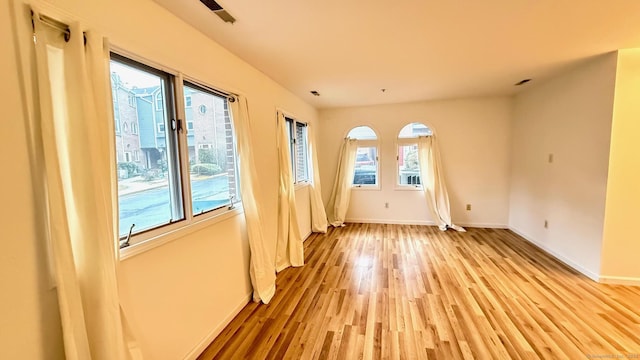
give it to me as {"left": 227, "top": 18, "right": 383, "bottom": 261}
{"left": 397, "top": 122, "right": 432, "bottom": 187}
{"left": 347, "top": 126, "right": 379, "bottom": 187}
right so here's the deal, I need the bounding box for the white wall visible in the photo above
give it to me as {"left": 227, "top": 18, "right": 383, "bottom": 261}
{"left": 2, "top": 0, "right": 317, "bottom": 359}
{"left": 508, "top": 53, "right": 617, "bottom": 280}
{"left": 319, "top": 97, "right": 512, "bottom": 228}
{"left": 600, "top": 49, "right": 640, "bottom": 285}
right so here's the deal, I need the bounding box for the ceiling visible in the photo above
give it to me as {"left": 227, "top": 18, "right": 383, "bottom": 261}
{"left": 153, "top": 0, "right": 640, "bottom": 109}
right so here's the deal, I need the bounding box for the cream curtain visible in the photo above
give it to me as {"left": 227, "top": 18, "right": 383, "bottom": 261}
{"left": 417, "top": 136, "right": 465, "bottom": 232}
{"left": 24, "top": 9, "right": 142, "bottom": 360}
{"left": 230, "top": 96, "right": 277, "bottom": 303}
{"left": 275, "top": 112, "right": 304, "bottom": 272}
{"left": 326, "top": 138, "right": 358, "bottom": 227}
{"left": 307, "top": 124, "right": 328, "bottom": 233}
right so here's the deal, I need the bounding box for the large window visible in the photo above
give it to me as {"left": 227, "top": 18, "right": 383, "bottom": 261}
{"left": 109, "top": 54, "right": 240, "bottom": 246}
{"left": 347, "top": 126, "right": 379, "bottom": 187}
{"left": 285, "top": 117, "right": 310, "bottom": 183}
{"left": 397, "top": 122, "right": 432, "bottom": 187}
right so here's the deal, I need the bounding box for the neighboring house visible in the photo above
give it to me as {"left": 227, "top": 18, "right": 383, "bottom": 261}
{"left": 111, "top": 73, "right": 143, "bottom": 172}
{"left": 111, "top": 78, "right": 235, "bottom": 190}
{"left": 132, "top": 86, "right": 165, "bottom": 171}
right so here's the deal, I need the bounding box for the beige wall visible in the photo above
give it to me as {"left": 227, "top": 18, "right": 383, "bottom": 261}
{"left": 2, "top": 0, "right": 317, "bottom": 359}
{"left": 600, "top": 49, "right": 640, "bottom": 284}
{"left": 508, "top": 53, "right": 617, "bottom": 280}
{"left": 319, "top": 97, "right": 512, "bottom": 227}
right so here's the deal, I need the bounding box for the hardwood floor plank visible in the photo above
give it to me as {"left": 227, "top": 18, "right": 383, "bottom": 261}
{"left": 198, "top": 225, "right": 640, "bottom": 360}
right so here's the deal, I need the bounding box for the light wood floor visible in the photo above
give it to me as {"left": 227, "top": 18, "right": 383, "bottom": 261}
{"left": 198, "top": 224, "right": 640, "bottom": 359}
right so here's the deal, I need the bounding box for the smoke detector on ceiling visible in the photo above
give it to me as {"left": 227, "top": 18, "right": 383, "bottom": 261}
{"left": 199, "top": 0, "right": 236, "bottom": 24}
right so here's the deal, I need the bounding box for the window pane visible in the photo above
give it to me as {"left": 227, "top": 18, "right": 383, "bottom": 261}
{"left": 110, "top": 58, "right": 182, "bottom": 237}
{"left": 347, "top": 126, "right": 377, "bottom": 140}
{"left": 295, "top": 123, "right": 309, "bottom": 182}
{"left": 184, "top": 83, "right": 238, "bottom": 215}
{"left": 398, "top": 144, "right": 421, "bottom": 186}
{"left": 398, "top": 122, "right": 432, "bottom": 138}
{"left": 353, "top": 147, "right": 377, "bottom": 185}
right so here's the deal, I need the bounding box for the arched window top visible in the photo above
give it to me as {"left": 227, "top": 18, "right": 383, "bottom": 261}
{"left": 347, "top": 125, "right": 377, "bottom": 140}
{"left": 398, "top": 122, "right": 432, "bottom": 138}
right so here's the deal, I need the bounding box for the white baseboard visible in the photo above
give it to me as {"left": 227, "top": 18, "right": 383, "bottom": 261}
{"left": 344, "top": 218, "right": 507, "bottom": 229}
{"left": 345, "top": 218, "right": 435, "bottom": 226}
{"left": 183, "top": 292, "right": 252, "bottom": 360}
{"left": 508, "top": 226, "right": 600, "bottom": 282}
{"left": 599, "top": 276, "right": 640, "bottom": 287}
{"left": 458, "top": 223, "right": 508, "bottom": 229}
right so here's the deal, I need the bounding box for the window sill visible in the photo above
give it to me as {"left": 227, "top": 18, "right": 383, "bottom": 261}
{"left": 351, "top": 185, "right": 380, "bottom": 191}
{"left": 119, "top": 206, "right": 244, "bottom": 261}
{"left": 394, "top": 185, "right": 423, "bottom": 191}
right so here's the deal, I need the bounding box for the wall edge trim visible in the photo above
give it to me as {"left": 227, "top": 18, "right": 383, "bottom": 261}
{"left": 508, "top": 226, "right": 600, "bottom": 282}
{"left": 345, "top": 218, "right": 507, "bottom": 228}
{"left": 183, "top": 292, "right": 252, "bottom": 360}
{"left": 599, "top": 276, "right": 640, "bottom": 286}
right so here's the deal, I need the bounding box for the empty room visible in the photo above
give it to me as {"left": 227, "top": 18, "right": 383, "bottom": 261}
{"left": 2, "top": 0, "right": 640, "bottom": 359}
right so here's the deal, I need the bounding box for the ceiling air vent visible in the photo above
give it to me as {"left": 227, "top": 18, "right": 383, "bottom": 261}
{"left": 199, "top": 0, "right": 236, "bottom": 24}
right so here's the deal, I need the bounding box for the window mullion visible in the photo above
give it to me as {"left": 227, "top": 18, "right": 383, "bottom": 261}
{"left": 162, "top": 76, "right": 185, "bottom": 223}
{"left": 174, "top": 74, "right": 193, "bottom": 221}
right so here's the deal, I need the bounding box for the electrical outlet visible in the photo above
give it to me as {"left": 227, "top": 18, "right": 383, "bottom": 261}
{"left": 385, "top": 202, "right": 389, "bottom": 209}
{"left": 466, "top": 204, "right": 471, "bottom": 211}
{"left": 544, "top": 220, "right": 548, "bottom": 228}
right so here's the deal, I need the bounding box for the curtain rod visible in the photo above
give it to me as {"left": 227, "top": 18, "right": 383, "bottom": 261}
{"left": 31, "top": 11, "right": 71, "bottom": 42}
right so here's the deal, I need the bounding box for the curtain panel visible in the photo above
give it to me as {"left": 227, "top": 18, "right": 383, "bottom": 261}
{"left": 417, "top": 136, "right": 465, "bottom": 232}
{"left": 326, "top": 138, "right": 358, "bottom": 227}
{"left": 307, "top": 124, "right": 328, "bottom": 233}
{"left": 230, "top": 96, "right": 277, "bottom": 303}
{"left": 15, "top": 5, "right": 142, "bottom": 359}
{"left": 275, "top": 112, "right": 304, "bottom": 272}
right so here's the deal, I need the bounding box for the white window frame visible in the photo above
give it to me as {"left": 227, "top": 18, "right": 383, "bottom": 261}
{"left": 347, "top": 126, "right": 380, "bottom": 190}
{"left": 131, "top": 122, "right": 138, "bottom": 135}
{"left": 395, "top": 122, "right": 433, "bottom": 190}
{"left": 396, "top": 140, "right": 422, "bottom": 190}
{"left": 157, "top": 123, "right": 165, "bottom": 133}
{"left": 110, "top": 52, "right": 242, "bottom": 257}
{"left": 352, "top": 141, "right": 380, "bottom": 190}
{"left": 285, "top": 117, "right": 311, "bottom": 185}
